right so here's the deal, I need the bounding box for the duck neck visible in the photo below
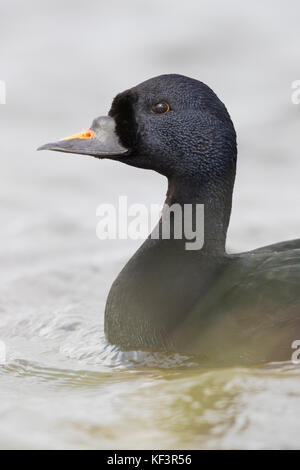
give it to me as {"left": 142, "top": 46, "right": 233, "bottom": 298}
{"left": 164, "top": 173, "right": 234, "bottom": 254}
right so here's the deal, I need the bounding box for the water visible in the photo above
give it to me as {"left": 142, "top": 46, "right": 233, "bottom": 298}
{"left": 1, "top": 0, "right": 300, "bottom": 449}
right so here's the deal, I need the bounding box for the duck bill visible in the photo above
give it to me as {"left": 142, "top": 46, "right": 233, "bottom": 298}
{"left": 37, "top": 116, "right": 128, "bottom": 158}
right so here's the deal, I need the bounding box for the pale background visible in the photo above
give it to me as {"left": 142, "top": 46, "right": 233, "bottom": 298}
{"left": 1, "top": 0, "right": 300, "bottom": 265}
{"left": 1, "top": 0, "right": 300, "bottom": 450}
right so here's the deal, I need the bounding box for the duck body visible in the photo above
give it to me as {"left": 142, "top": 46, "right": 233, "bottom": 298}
{"left": 105, "top": 236, "right": 300, "bottom": 365}
{"left": 39, "top": 74, "right": 300, "bottom": 365}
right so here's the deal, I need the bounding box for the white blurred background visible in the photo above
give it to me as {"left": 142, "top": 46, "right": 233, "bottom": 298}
{"left": 1, "top": 0, "right": 300, "bottom": 450}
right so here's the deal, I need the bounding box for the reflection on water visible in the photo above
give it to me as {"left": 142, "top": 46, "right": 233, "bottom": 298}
{"left": 1, "top": 0, "right": 300, "bottom": 449}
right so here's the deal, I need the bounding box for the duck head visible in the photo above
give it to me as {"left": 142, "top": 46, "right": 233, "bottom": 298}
{"left": 38, "top": 74, "right": 237, "bottom": 183}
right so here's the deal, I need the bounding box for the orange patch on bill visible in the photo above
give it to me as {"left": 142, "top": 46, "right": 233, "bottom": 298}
{"left": 61, "top": 129, "right": 95, "bottom": 141}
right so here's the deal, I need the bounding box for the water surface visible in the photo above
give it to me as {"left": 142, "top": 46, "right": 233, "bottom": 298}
{"left": 1, "top": 0, "right": 300, "bottom": 449}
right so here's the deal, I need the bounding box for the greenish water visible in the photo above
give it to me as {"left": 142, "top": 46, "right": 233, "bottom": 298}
{"left": 0, "top": 265, "right": 300, "bottom": 449}
{"left": 1, "top": 336, "right": 300, "bottom": 449}
{"left": 1, "top": 0, "right": 300, "bottom": 449}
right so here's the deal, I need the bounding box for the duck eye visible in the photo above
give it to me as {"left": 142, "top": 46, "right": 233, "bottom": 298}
{"left": 151, "top": 101, "right": 170, "bottom": 114}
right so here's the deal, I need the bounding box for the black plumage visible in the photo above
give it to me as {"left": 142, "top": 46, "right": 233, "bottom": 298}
{"left": 39, "top": 74, "right": 300, "bottom": 365}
